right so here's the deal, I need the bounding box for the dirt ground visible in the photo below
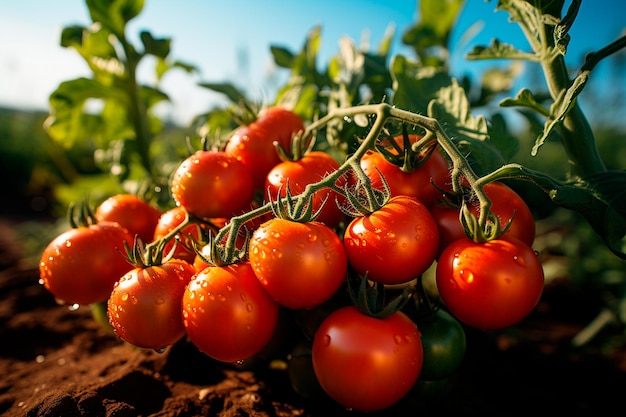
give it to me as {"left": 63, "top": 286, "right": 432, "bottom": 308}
{"left": 1, "top": 217, "right": 626, "bottom": 417}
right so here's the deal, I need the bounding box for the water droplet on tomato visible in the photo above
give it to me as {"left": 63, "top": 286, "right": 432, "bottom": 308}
{"left": 64, "top": 240, "right": 72, "bottom": 248}
{"left": 121, "top": 292, "right": 129, "bottom": 301}
{"left": 154, "top": 347, "right": 167, "bottom": 354}
{"left": 307, "top": 233, "right": 317, "bottom": 242}
{"left": 246, "top": 303, "right": 253, "bottom": 312}
{"left": 155, "top": 297, "right": 165, "bottom": 305}
{"left": 68, "top": 303, "right": 80, "bottom": 311}
{"left": 322, "top": 334, "right": 331, "bottom": 346}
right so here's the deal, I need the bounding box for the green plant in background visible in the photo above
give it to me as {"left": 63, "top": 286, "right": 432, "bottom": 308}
{"left": 43, "top": 0, "right": 196, "bottom": 205}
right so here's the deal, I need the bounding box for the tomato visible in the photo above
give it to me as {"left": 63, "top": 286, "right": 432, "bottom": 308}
{"left": 436, "top": 238, "right": 544, "bottom": 330}
{"left": 95, "top": 193, "right": 162, "bottom": 243}
{"left": 39, "top": 222, "right": 135, "bottom": 306}
{"left": 265, "top": 151, "right": 347, "bottom": 228}
{"left": 433, "top": 181, "right": 536, "bottom": 248}
{"left": 415, "top": 309, "right": 466, "bottom": 380}
{"left": 343, "top": 195, "right": 439, "bottom": 285}
{"left": 226, "top": 106, "right": 304, "bottom": 190}
{"left": 171, "top": 150, "right": 254, "bottom": 219}
{"left": 153, "top": 206, "right": 207, "bottom": 264}
{"left": 249, "top": 218, "right": 348, "bottom": 310}
{"left": 430, "top": 203, "right": 464, "bottom": 256}
{"left": 312, "top": 306, "right": 423, "bottom": 412}
{"left": 182, "top": 261, "right": 280, "bottom": 363}
{"left": 107, "top": 259, "right": 196, "bottom": 350}
{"left": 358, "top": 138, "right": 450, "bottom": 208}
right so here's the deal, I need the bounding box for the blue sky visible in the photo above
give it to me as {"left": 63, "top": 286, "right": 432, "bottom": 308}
{"left": 1, "top": 0, "right": 624, "bottom": 125}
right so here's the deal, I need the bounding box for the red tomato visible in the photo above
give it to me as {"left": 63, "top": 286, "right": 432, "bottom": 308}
{"left": 225, "top": 106, "right": 304, "bottom": 189}
{"left": 431, "top": 181, "right": 536, "bottom": 249}
{"left": 249, "top": 218, "right": 348, "bottom": 309}
{"left": 343, "top": 195, "right": 439, "bottom": 285}
{"left": 107, "top": 259, "right": 196, "bottom": 350}
{"left": 182, "top": 261, "right": 280, "bottom": 363}
{"left": 171, "top": 150, "right": 254, "bottom": 219}
{"left": 95, "top": 193, "right": 162, "bottom": 243}
{"left": 358, "top": 138, "right": 450, "bottom": 208}
{"left": 265, "top": 151, "right": 347, "bottom": 228}
{"left": 39, "top": 222, "right": 135, "bottom": 306}
{"left": 436, "top": 238, "right": 544, "bottom": 330}
{"left": 153, "top": 206, "right": 207, "bottom": 264}
{"left": 312, "top": 306, "right": 423, "bottom": 412}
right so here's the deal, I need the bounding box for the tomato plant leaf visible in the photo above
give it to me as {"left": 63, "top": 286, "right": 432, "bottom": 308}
{"left": 500, "top": 88, "right": 551, "bottom": 117}
{"left": 532, "top": 70, "right": 590, "bottom": 155}
{"left": 390, "top": 55, "right": 452, "bottom": 115}
{"left": 197, "top": 82, "right": 248, "bottom": 104}
{"left": 427, "top": 79, "right": 505, "bottom": 175}
{"left": 270, "top": 45, "right": 295, "bottom": 69}
{"left": 86, "top": 0, "right": 144, "bottom": 38}
{"left": 140, "top": 31, "right": 171, "bottom": 59}
{"left": 466, "top": 38, "right": 538, "bottom": 61}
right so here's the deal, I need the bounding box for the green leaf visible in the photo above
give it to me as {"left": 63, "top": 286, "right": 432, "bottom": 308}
{"left": 500, "top": 88, "right": 551, "bottom": 117}
{"left": 466, "top": 38, "right": 539, "bottom": 61}
{"left": 428, "top": 79, "right": 505, "bottom": 175}
{"left": 86, "top": 0, "right": 144, "bottom": 37}
{"left": 270, "top": 45, "right": 295, "bottom": 68}
{"left": 140, "top": 31, "right": 171, "bottom": 59}
{"left": 402, "top": 0, "right": 465, "bottom": 66}
{"left": 390, "top": 55, "right": 453, "bottom": 115}
{"left": 532, "top": 70, "right": 589, "bottom": 155}
{"left": 198, "top": 82, "right": 248, "bottom": 104}
{"left": 46, "top": 78, "right": 127, "bottom": 147}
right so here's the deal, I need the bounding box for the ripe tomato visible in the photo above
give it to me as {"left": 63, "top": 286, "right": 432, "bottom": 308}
{"left": 153, "top": 206, "right": 207, "bottom": 264}
{"left": 249, "top": 218, "right": 348, "bottom": 309}
{"left": 312, "top": 306, "right": 423, "bottom": 412}
{"left": 171, "top": 150, "right": 254, "bottom": 219}
{"left": 225, "top": 106, "right": 304, "bottom": 190}
{"left": 436, "top": 238, "right": 544, "bottom": 330}
{"left": 433, "top": 181, "right": 536, "bottom": 248}
{"left": 265, "top": 151, "right": 347, "bottom": 228}
{"left": 182, "top": 261, "right": 280, "bottom": 363}
{"left": 358, "top": 138, "right": 450, "bottom": 208}
{"left": 95, "top": 193, "right": 162, "bottom": 243}
{"left": 343, "top": 195, "right": 439, "bottom": 285}
{"left": 107, "top": 259, "right": 196, "bottom": 350}
{"left": 39, "top": 222, "right": 135, "bottom": 306}
{"left": 468, "top": 181, "right": 536, "bottom": 246}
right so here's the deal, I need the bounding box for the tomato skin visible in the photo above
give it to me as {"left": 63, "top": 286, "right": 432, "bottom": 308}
{"left": 265, "top": 151, "right": 347, "bottom": 228}
{"left": 359, "top": 140, "right": 450, "bottom": 208}
{"left": 249, "top": 218, "right": 348, "bottom": 309}
{"left": 95, "top": 193, "right": 162, "bottom": 243}
{"left": 39, "top": 222, "right": 135, "bottom": 306}
{"left": 436, "top": 238, "right": 544, "bottom": 330}
{"left": 182, "top": 262, "right": 280, "bottom": 363}
{"left": 416, "top": 309, "right": 466, "bottom": 380}
{"left": 107, "top": 260, "right": 196, "bottom": 350}
{"left": 171, "top": 150, "right": 254, "bottom": 219}
{"left": 225, "top": 106, "right": 304, "bottom": 190}
{"left": 312, "top": 306, "right": 423, "bottom": 412}
{"left": 343, "top": 195, "right": 439, "bottom": 285}
{"left": 430, "top": 203, "right": 464, "bottom": 256}
{"left": 153, "top": 206, "right": 206, "bottom": 264}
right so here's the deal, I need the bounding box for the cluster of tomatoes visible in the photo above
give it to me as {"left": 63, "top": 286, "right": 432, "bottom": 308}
{"left": 38, "top": 106, "right": 544, "bottom": 412}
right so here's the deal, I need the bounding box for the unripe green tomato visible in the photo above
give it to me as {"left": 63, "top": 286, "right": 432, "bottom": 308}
{"left": 417, "top": 308, "right": 467, "bottom": 380}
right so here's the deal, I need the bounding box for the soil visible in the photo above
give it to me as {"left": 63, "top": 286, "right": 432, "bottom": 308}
{"left": 1, "top": 216, "right": 626, "bottom": 417}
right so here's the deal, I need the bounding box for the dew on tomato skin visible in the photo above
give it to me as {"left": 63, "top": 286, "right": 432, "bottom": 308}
{"left": 68, "top": 303, "right": 80, "bottom": 311}
{"left": 64, "top": 240, "right": 72, "bottom": 248}
{"left": 121, "top": 293, "right": 129, "bottom": 301}
{"left": 246, "top": 303, "right": 253, "bottom": 312}
{"left": 272, "top": 231, "right": 281, "bottom": 239}
{"left": 322, "top": 334, "right": 331, "bottom": 346}
{"left": 154, "top": 297, "right": 165, "bottom": 305}
{"left": 459, "top": 269, "right": 474, "bottom": 284}
{"left": 307, "top": 233, "right": 318, "bottom": 242}
{"left": 240, "top": 293, "right": 247, "bottom": 302}
{"left": 154, "top": 347, "right": 167, "bottom": 354}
